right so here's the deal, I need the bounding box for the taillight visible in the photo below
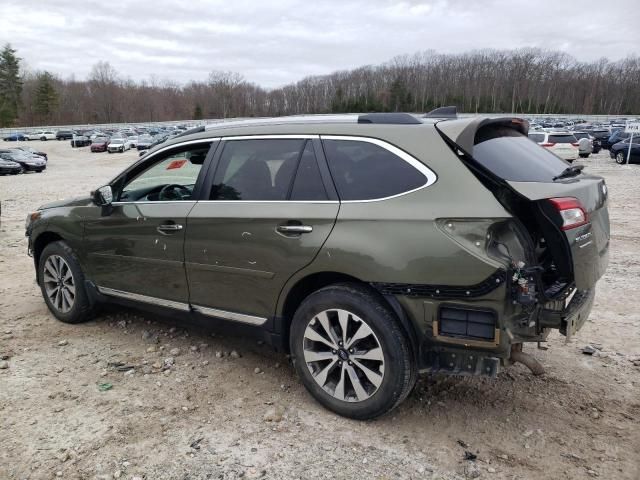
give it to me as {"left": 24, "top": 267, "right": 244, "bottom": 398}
{"left": 571, "top": 142, "right": 579, "bottom": 146}
{"left": 541, "top": 142, "right": 555, "bottom": 147}
{"left": 548, "top": 197, "right": 588, "bottom": 230}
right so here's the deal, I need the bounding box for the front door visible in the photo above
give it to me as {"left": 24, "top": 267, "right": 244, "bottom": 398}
{"left": 185, "top": 137, "right": 339, "bottom": 323}
{"left": 83, "top": 142, "right": 213, "bottom": 306}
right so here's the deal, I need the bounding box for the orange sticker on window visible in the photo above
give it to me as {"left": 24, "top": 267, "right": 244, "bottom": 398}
{"left": 167, "top": 159, "right": 187, "bottom": 170}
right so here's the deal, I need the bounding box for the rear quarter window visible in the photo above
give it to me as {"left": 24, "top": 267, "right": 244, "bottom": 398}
{"left": 322, "top": 138, "right": 430, "bottom": 201}
{"left": 473, "top": 127, "right": 569, "bottom": 182}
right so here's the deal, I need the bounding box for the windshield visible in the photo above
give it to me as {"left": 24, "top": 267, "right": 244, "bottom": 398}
{"left": 473, "top": 127, "right": 569, "bottom": 182}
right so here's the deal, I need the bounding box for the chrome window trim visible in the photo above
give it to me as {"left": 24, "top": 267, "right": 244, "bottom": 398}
{"left": 320, "top": 135, "right": 438, "bottom": 203}
{"left": 221, "top": 134, "right": 319, "bottom": 140}
{"left": 191, "top": 305, "right": 267, "bottom": 326}
{"left": 111, "top": 200, "right": 198, "bottom": 206}
{"left": 97, "top": 286, "right": 190, "bottom": 312}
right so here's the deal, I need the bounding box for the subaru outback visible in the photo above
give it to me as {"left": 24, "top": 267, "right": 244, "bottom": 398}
{"left": 25, "top": 111, "right": 610, "bottom": 419}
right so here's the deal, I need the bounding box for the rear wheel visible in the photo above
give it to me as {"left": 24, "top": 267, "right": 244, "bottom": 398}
{"left": 290, "top": 283, "right": 416, "bottom": 419}
{"left": 615, "top": 152, "right": 626, "bottom": 164}
{"left": 41, "top": 136, "right": 47, "bottom": 141}
{"left": 39, "top": 241, "right": 94, "bottom": 324}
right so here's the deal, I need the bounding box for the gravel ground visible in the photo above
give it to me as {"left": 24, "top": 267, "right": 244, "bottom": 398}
{"left": 0, "top": 141, "right": 639, "bottom": 480}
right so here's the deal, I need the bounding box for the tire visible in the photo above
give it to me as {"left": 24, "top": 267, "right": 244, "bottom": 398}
{"left": 38, "top": 241, "right": 94, "bottom": 324}
{"left": 41, "top": 137, "right": 47, "bottom": 141}
{"left": 579, "top": 153, "right": 589, "bottom": 158}
{"left": 615, "top": 152, "right": 626, "bottom": 164}
{"left": 289, "top": 283, "right": 416, "bottom": 420}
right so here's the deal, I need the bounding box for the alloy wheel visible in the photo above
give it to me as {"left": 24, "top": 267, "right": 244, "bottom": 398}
{"left": 43, "top": 255, "right": 76, "bottom": 313}
{"left": 616, "top": 152, "right": 625, "bottom": 164}
{"left": 303, "top": 309, "right": 385, "bottom": 402}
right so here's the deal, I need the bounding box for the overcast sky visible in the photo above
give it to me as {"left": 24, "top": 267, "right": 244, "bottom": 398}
{"left": 1, "top": 0, "right": 638, "bottom": 88}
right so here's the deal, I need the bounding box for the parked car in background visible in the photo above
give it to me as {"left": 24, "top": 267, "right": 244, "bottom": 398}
{"left": 3, "top": 132, "right": 27, "bottom": 141}
{"left": 610, "top": 137, "right": 640, "bottom": 164}
{"left": 107, "top": 136, "right": 131, "bottom": 153}
{"left": 603, "top": 130, "right": 630, "bottom": 150}
{"left": 0, "top": 157, "right": 23, "bottom": 175}
{"left": 127, "top": 134, "right": 139, "bottom": 148}
{"left": 71, "top": 136, "right": 92, "bottom": 147}
{"left": 24, "top": 113, "right": 610, "bottom": 419}
{"left": 0, "top": 150, "right": 46, "bottom": 172}
{"left": 26, "top": 130, "right": 56, "bottom": 141}
{"left": 136, "top": 134, "right": 155, "bottom": 150}
{"left": 56, "top": 130, "right": 75, "bottom": 140}
{"left": 572, "top": 131, "right": 593, "bottom": 158}
{"left": 528, "top": 131, "right": 579, "bottom": 162}
{"left": 90, "top": 137, "right": 110, "bottom": 152}
{"left": 11, "top": 145, "right": 48, "bottom": 161}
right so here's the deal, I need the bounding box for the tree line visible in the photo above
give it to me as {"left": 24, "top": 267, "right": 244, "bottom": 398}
{"left": 0, "top": 44, "right": 638, "bottom": 128}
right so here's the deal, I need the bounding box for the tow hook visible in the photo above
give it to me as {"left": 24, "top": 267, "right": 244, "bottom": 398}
{"left": 510, "top": 344, "right": 545, "bottom": 376}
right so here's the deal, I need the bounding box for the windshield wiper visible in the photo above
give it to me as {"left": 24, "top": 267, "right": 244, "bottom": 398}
{"left": 553, "top": 164, "right": 584, "bottom": 181}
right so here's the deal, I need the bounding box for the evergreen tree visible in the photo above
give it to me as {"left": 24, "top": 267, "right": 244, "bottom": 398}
{"left": 34, "top": 71, "right": 58, "bottom": 120}
{"left": 193, "top": 104, "right": 203, "bottom": 120}
{"left": 0, "top": 44, "right": 22, "bottom": 127}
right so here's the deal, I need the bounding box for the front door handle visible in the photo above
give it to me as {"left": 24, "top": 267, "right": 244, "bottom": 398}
{"left": 157, "top": 223, "right": 183, "bottom": 234}
{"left": 276, "top": 225, "right": 313, "bottom": 234}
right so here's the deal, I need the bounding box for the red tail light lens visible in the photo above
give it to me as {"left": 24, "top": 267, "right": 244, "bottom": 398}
{"left": 541, "top": 142, "right": 555, "bottom": 147}
{"left": 571, "top": 142, "right": 579, "bottom": 146}
{"left": 548, "top": 197, "right": 588, "bottom": 230}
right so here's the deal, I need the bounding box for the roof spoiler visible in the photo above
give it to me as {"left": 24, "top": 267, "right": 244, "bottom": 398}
{"left": 423, "top": 106, "right": 458, "bottom": 119}
{"left": 436, "top": 117, "right": 529, "bottom": 156}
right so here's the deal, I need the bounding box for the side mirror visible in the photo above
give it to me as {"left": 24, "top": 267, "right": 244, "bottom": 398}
{"left": 93, "top": 185, "right": 113, "bottom": 206}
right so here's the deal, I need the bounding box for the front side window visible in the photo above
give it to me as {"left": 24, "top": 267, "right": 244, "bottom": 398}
{"left": 119, "top": 145, "right": 210, "bottom": 202}
{"left": 322, "top": 139, "right": 428, "bottom": 201}
{"left": 209, "top": 139, "right": 308, "bottom": 200}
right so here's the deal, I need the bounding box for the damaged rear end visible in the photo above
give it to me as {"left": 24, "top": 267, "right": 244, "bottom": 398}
{"left": 436, "top": 117, "right": 610, "bottom": 365}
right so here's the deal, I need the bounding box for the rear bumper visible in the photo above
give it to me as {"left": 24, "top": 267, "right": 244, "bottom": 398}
{"left": 540, "top": 288, "right": 595, "bottom": 341}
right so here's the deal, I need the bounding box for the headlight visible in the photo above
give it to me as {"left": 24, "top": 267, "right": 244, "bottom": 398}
{"left": 25, "top": 211, "right": 41, "bottom": 232}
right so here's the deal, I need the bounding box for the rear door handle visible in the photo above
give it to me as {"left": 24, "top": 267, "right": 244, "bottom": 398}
{"left": 276, "top": 225, "right": 313, "bottom": 234}
{"left": 157, "top": 223, "right": 183, "bottom": 234}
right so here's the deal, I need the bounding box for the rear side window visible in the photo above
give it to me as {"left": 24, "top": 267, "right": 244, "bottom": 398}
{"left": 210, "top": 139, "right": 306, "bottom": 200}
{"left": 528, "top": 133, "right": 544, "bottom": 143}
{"left": 322, "top": 139, "right": 427, "bottom": 200}
{"left": 473, "top": 127, "right": 569, "bottom": 182}
{"left": 548, "top": 135, "right": 576, "bottom": 144}
{"left": 573, "top": 132, "right": 588, "bottom": 140}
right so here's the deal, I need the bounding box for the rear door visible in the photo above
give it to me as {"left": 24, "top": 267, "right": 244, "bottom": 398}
{"left": 185, "top": 136, "right": 339, "bottom": 324}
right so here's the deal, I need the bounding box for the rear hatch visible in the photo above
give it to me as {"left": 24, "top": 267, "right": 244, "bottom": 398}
{"left": 436, "top": 117, "right": 610, "bottom": 292}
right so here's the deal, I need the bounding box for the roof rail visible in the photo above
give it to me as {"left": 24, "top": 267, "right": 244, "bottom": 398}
{"left": 423, "top": 106, "right": 458, "bottom": 119}
{"left": 357, "top": 113, "right": 422, "bottom": 125}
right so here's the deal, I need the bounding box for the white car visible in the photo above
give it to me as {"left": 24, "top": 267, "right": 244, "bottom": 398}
{"left": 107, "top": 137, "right": 132, "bottom": 153}
{"left": 528, "top": 131, "right": 579, "bottom": 162}
{"left": 26, "top": 130, "right": 56, "bottom": 141}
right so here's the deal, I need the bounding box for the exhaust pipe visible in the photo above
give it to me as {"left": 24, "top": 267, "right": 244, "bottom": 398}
{"left": 510, "top": 344, "right": 545, "bottom": 376}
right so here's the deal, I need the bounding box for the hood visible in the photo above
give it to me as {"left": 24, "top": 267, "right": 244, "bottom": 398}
{"left": 38, "top": 196, "right": 93, "bottom": 210}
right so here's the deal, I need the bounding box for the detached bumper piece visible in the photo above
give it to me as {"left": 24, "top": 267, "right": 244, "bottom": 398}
{"left": 421, "top": 350, "right": 500, "bottom": 377}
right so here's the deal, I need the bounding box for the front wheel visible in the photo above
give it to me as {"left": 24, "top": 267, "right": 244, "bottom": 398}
{"left": 616, "top": 152, "right": 626, "bottom": 164}
{"left": 290, "top": 283, "right": 416, "bottom": 420}
{"left": 39, "top": 241, "right": 94, "bottom": 323}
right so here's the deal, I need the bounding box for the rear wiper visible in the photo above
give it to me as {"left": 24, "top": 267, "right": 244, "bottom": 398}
{"left": 553, "top": 164, "right": 584, "bottom": 181}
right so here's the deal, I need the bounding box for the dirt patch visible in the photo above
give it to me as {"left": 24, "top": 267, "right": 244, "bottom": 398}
{"left": 1, "top": 141, "right": 639, "bottom": 479}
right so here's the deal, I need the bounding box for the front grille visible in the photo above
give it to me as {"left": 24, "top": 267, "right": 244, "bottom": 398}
{"left": 438, "top": 306, "right": 497, "bottom": 341}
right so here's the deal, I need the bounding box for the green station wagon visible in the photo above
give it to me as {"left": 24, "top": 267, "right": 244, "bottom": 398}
{"left": 25, "top": 112, "right": 610, "bottom": 419}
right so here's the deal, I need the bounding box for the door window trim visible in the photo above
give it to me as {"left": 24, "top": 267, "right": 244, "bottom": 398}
{"left": 320, "top": 135, "right": 438, "bottom": 203}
